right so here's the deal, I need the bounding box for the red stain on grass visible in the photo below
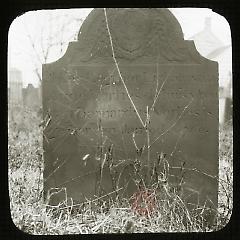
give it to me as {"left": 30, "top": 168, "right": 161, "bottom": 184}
{"left": 130, "top": 189, "right": 157, "bottom": 217}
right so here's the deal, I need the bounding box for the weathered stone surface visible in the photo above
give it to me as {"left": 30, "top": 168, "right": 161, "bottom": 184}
{"left": 42, "top": 8, "right": 218, "bottom": 208}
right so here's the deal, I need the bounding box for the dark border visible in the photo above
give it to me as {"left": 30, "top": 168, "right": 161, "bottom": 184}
{"left": 1, "top": 0, "right": 239, "bottom": 240}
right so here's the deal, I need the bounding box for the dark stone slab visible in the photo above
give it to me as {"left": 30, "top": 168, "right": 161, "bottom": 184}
{"left": 224, "top": 97, "right": 232, "bottom": 123}
{"left": 42, "top": 8, "right": 218, "bottom": 209}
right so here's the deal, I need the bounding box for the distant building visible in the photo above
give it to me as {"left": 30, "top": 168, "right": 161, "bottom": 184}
{"left": 189, "top": 17, "right": 232, "bottom": 125}
{"left": 218, "top": 72, "right": 232, "bottom": 124}
{"left": 8, "top": 67, "right": 23, "bottom": 108}
{"left": 8, "top": 69, "right": 41, "bottom": 113}
{"left": 190, "top": 17, "right": 225, "bottom": 57}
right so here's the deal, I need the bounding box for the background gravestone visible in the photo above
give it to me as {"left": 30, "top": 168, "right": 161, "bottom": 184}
{"left": 23, "top": 83, "right": 41, "bottom": 111}
{"left": 42, "top": 8, "right": 218, "bottom": 208}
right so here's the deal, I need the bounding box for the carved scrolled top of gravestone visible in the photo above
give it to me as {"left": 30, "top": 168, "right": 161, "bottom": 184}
{"left": 42, "top": 8, "right": 218, "bottom": 212}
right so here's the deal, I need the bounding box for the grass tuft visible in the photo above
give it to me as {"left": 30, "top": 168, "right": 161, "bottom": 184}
{"left": 8, "top": 107, "right": 233, "bottom": 234}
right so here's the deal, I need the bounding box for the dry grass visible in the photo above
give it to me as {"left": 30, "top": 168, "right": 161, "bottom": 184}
{"left": 8, "top": 107, "right": 233, "bottom": 234}
{"left": 217, "top": 119, "right": 233, "bottom": 228}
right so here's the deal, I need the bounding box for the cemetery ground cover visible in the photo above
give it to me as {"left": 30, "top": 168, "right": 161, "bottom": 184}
{"left": 8, "top": 107, "right": 233, "bottom": 234}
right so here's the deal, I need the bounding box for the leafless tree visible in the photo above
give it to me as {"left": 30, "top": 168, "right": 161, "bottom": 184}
{"left": 23, "top": 11, "right": 84, "bottom": 83}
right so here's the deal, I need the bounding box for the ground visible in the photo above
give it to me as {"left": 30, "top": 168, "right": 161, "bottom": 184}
{"left": 8, "top": 107, "right": 233, "bottom": 234}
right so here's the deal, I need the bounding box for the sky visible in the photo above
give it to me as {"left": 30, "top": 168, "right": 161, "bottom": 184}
{"left": 8, "top": 8, "right": 231, "bottom": 88}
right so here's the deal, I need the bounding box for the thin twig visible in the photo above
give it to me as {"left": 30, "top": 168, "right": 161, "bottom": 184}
{"left": 170, "top": 130, "right": 185, "bottom": 158}
{"left": 146, "top": 106, "right": 151, "bottom": 183}
{"left": 153, "top": 60, "right": 160, "bottom": 109}
{"left": 150, "top": 67, "right": 173, "bottom": 112}
{"left": 104, "top": 8, "right": 145, "bottom": 128}
{"left": 44, "top": 158, "right": 68, "bottom": 183}
{"left": 132, "top": 131, "right": 139, "bottom": 151}
{"left": 169, "top": 166, "right": 217, "bottom": 179}
{"left": 45, "top": 187, "right": 124, "bottom": 210}
{"left": 150, "top": 98, "right": 194, "bottom": 148}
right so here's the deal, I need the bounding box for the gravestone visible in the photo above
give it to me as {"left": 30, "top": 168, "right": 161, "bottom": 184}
{"left": 42, "top": 8, "right": 218, "bottom": 209}
{"left": 23, "top": 84, "right": 41, "bottom": 111}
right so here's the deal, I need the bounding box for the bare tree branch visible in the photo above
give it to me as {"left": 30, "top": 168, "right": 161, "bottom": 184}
{"left": 22, "top": 12, "right": 85, "bottom": 83}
